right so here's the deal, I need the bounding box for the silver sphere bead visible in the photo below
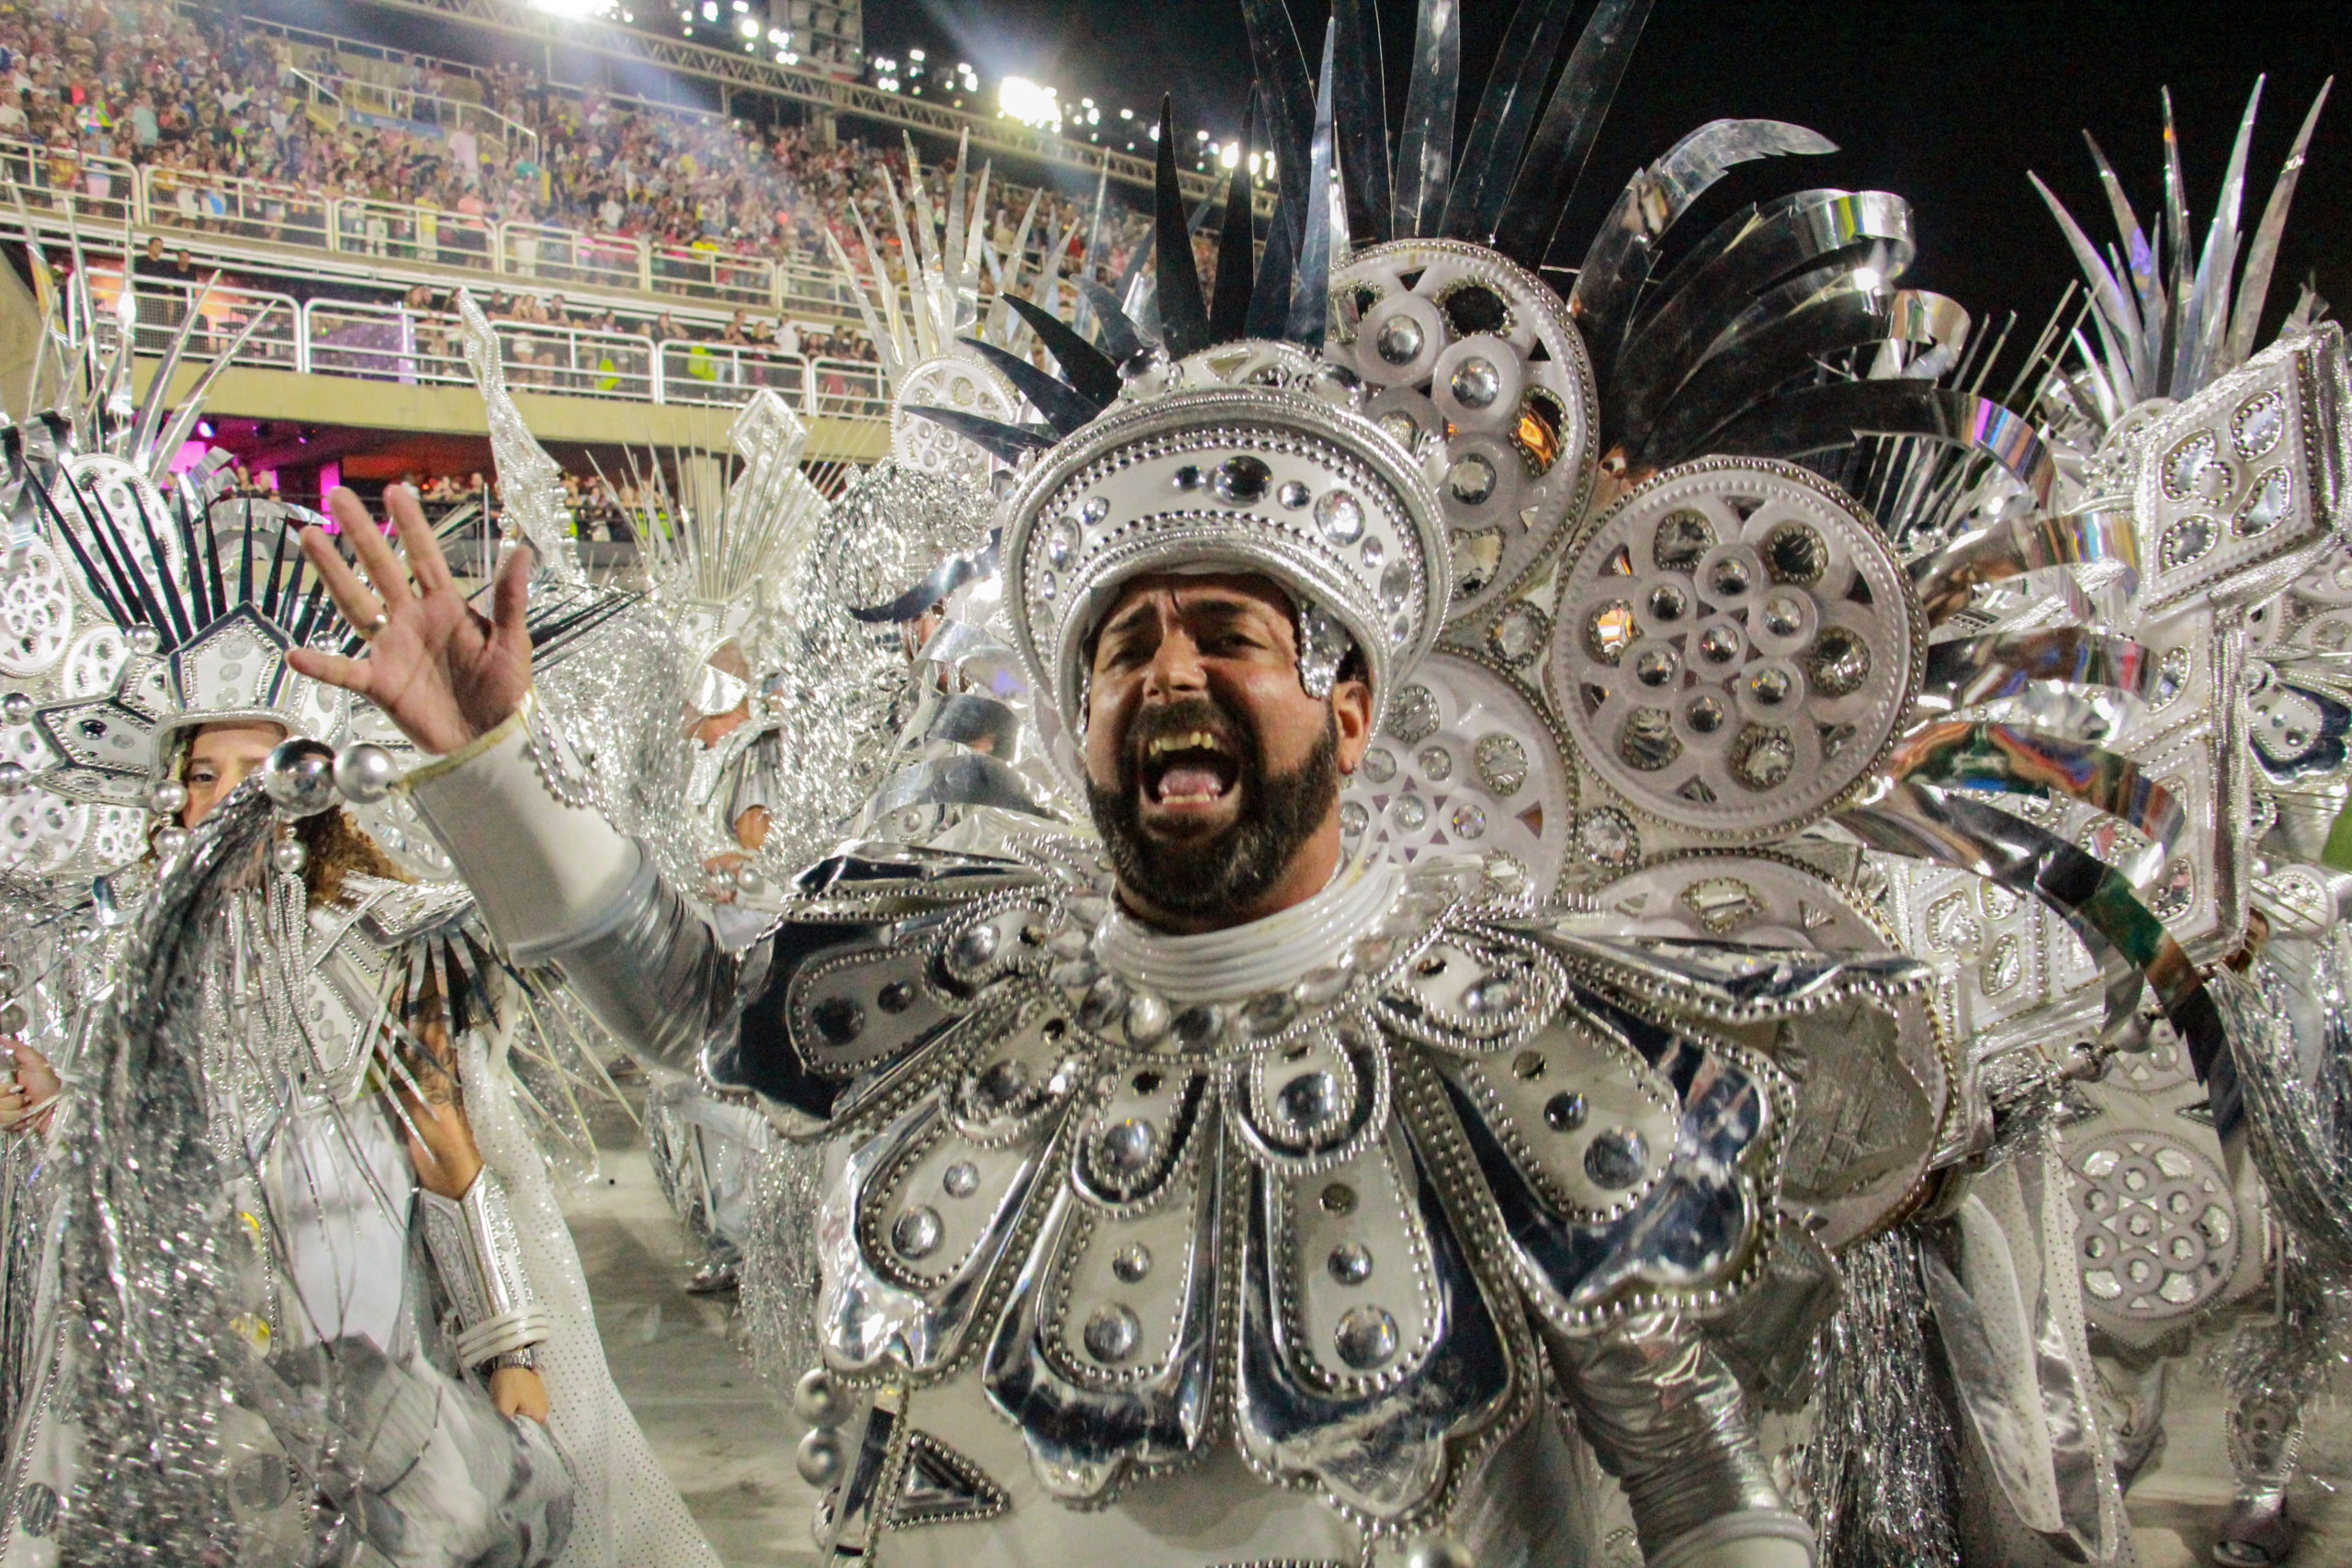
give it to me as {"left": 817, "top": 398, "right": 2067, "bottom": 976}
{"left": 152, "top": 825, "right": 189, "bottom": 858}
{"left": 1405, "top": 1539, "right": 1475, "bottom": 1568}
{"left": 1119, "top": 345, "right": 1176, "bottom": 399}
{"left": 0, "top": 1001, "right": 24, "bottom": 1034}
{"left": 791, "top": 1367, "right": 845, "bottom": 1427}
{"left": 1, "top": 692, "right": 32, "bottom": 725}
{"left": 0, "top": 962, "right": 20, "bottom": 993}
{"left": 794, "top": 1427, "right": 844, "bottom": 1487}
{"left": 0, "top": 762, "right": 26, "bottom": 797}
{"left": 333, "top": 742, "right": 400, "bottom": 805}
{"left": 270, "top": 836, "right": 309, "bottom": 875}
{"left": 149, "top": 778, "right": 188, "bottom": 816}
{"left": 124, "top": 624, "right": 162, "bottom": 655}
{"left": 261, "top": 738, "right": 339, "bottom": 818}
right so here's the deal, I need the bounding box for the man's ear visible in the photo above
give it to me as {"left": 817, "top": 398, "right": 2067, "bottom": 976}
{"left": 1331, "top": 678, "right": 1374, "bottom": 773}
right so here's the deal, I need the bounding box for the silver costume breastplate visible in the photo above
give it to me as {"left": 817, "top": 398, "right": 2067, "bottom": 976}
{"left": 698, "top": 844, "right": 1899, "bottom": 1554}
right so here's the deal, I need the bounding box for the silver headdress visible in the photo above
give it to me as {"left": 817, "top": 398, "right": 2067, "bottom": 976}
{"left": 0, "top": 243, "right": 352, "bottom": 822}
{"left": 909, "top": 87, "right": 1452, "bottom": 792}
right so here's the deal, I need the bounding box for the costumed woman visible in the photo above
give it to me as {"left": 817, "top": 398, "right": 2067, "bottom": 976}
{"left": 0, "top": 258, "right": 722, "bottom": 1568}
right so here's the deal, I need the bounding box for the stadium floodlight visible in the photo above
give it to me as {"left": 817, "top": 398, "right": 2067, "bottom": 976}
{"left": 1220, "top": 141, "right": 1240, "bottom": 168}
{"left": 739, "top": 17, "right": 758, "bottom": 36}
{"left": 998, "top": 76, "right": 1062, "bottom": 130}
{"left": 529, "top": 0, "right": 616, "bottom": 17}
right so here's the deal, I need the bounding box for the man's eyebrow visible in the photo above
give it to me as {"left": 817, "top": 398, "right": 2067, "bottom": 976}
{"left": 1178, "top": 595, "right": 1289, "bottom": 637}
{"left": 1097, "top": 597, "right": 1163, "bottom": 644}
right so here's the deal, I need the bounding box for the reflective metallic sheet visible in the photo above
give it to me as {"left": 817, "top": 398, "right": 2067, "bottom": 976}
{"left": 1609, "top": 188, "right": 1915, "bottom": 435}
{"left": 1919, "top": 629, "right": 2157, "bottom": 712}
{"left": 1639, "top": 280, "right": 1970, "bottom": 466}
{"left": 1704, "top": 379, "right": 2057, "bottom": 507}
{"left": 1390, "top": 0, "right": 1461, "bottom": 240}
{"left": 1568, "top": 119, "right": 1837, "bottom": 389}
{"left": 1839, "top": 781, "right": 2243, "bottom": 1163}
{"left": 1908, "top": 504, "right": 2140, "bottom": 625}
{"left": 1887, "top": 720, "right": 2185, "bottom": 852}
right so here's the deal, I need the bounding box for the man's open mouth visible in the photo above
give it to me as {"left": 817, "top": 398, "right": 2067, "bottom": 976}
{"left": 1141, "top": 727, "right": 1242, "bottom": 806}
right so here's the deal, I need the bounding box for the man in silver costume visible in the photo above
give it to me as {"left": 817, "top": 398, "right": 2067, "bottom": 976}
{"left": 286, "top": 8, "right": 2351, "bottom": 1568}
{"left": 296, "top": 376, "right": 1835, "bottom": 1568}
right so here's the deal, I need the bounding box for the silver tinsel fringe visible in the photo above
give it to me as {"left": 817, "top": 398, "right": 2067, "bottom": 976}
{"left": 1798, "top": 1228, "right": 1962, "bottom": 1568}
{"left": 733, "top": 1135, "right": 827, "bottom": 1392}
{"left": 54, "top": 786, "right": 278, "bottom": 1565}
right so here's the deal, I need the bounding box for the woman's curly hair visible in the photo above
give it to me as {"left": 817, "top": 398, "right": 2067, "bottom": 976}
{"left": 293, "top": 806, "right": 412, "bottom": 903}
{"left": 162, "top": 731, "right": 412, "bottom": 903}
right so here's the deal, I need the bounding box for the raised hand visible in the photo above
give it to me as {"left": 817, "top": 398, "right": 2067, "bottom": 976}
{"left": 285, "top": 485, "right": 533, "bottom": 756}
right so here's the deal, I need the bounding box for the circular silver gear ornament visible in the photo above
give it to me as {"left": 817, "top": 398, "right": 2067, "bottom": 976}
{"left": 0, "top": 539, "right": 74, "bottom": 678}
{"left": 2068, "top": 1125, "right": 2249, "bottom": 1340}
{"left": 1328, "top": 240, "right": 1597, "bottom": 630}
{"left": 0, "top": 787, "right": 88, "bottom": 875}
{"left": 1342, "top": 650, "right": 1572, "bottom": 906}
{"left": 1549, "top": 457, "right": 1922, "bottom": 840}
{"left": 891, "top": 353, "right": 1024, "bottom": 487}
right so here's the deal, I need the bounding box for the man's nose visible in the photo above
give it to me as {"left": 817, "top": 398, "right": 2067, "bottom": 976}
{"left": 1140, "top": 626, "right": 1208, "bottom": 700}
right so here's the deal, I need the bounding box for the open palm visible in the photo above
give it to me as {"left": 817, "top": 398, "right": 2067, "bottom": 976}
{"left": 287, "top": 485, "right": 533, "bottom": 756}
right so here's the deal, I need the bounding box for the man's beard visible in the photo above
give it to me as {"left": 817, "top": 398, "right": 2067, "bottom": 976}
{"left": 1087, "top": 695, "right": 1341, "bottom": 920}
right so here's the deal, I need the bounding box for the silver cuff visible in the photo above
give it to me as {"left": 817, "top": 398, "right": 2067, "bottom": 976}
{"left": 419, "top": 1170, "right": 553, "bottom": 1370}
{"left": 534, "top": 850, "right": 748, "bottom": 1071}
{"left": 1544, "top": 1314, "right": 1795, "bottom": 1559}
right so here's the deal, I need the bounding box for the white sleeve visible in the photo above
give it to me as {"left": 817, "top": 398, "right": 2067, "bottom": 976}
{"left": 402, "top": 692, "right": 641, "bottom": 962}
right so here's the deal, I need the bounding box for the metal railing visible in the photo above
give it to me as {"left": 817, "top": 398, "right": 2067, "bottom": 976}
{"left": 331, "top": 196, "right": 500, "bottom": 273}
{"left": 0, "top": 144, "right": 885, "bottom": 321}
{"left": 0, "top": 143, "right": 137, "bottom": 236}
{"left": 142, "top": 166, "right": 331, "bottom": 252}
{"left": 76, "top": 272, "right": 886, "bottom": 418}
{"left": 94, "top": 272, "right": 302, "bottom": 370}
{"left": 287, "top": 66, "right": 537, "bottom": 165}
{"left": 496, "top": 222, "right": 646, "bottom": 293}
{"left": 0, "top": 131, "right": 1140, "bottom": 333}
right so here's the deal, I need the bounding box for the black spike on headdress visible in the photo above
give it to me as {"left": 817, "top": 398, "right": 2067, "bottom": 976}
{"left": 1001, "top": 295, "right": 1125, "bottom": 408}
{"left": 1440, "top": 0, "right": 1578, "bottom": 243}
{"left": 1209, "top": 99, "right": 1260, "bottom": 344}
{"left": 1238, "top": 0, "right": 1313, "bottom": 254}
{"left": 961, "top": 337, "right": 1107, "bottom": 436}
{"left": 1283, "top": 21, "right": 1339, "bottom": 350}
{"left": 1393, "top": 0, "right": 1461, "bottom": 239}
{"left": 1332, "top": 0, "right": 1391, "bottom": 245}
{"left": 905, "top": 406, "right": 1060, "bottom": 466}
{"left": 1246, "top": 189, "right": 1297, "bottom": 340}
{"left": 258, "top": 502, "right": 295, "bottom": 621}
{"left": 1152, "top": 98, "right": 1213, "bottom": 359}
{"left": 1495, "top": 0, "right": 1655, "bottom": 265}
{"left": 1079, "top": 279, "right": 1148, "bottom": 362}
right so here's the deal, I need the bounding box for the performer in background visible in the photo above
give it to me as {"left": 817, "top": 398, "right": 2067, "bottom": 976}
{"left": 0, "top": 262, "right": 722, "bottom": 1567}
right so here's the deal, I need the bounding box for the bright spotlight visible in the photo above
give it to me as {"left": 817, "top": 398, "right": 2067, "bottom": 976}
{"left": 1219, "top": 141, "right": 1240, "bottom": 168}
{"left": 739, "top": 17, "right": 758, "bottom": 35}
{"left": 999, "top": 75, "right": 1062, "bottom": 130}
{"left": 528, "top": 0, "right": 616, "bottom": 17}
{"left": 1852, "top": 266, "right": 1885, "bottom": 292}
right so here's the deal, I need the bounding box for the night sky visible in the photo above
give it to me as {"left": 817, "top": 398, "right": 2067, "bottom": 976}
{"left": 865, "top": 0, "right": 2352, "bottom": 364}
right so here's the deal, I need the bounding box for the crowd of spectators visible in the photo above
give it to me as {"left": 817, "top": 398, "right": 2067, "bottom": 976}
{"left": 0, "top": 0, "right": 1158, "bottom": 296}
